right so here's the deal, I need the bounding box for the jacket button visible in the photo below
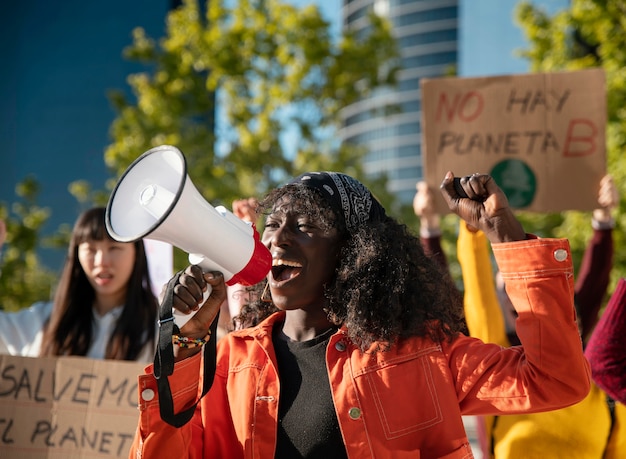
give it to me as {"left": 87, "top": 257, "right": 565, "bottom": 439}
{"left": 335, "top": 341, "right": 346, "bottom": 352}
{"left": 553, "top": 249, "right": 568, "bottom": 262}
{"left": 141, "top": 388, "right": 155, "bottom": 401}
{"left": 349, "top": 407, "right": 361, "bottom": 420}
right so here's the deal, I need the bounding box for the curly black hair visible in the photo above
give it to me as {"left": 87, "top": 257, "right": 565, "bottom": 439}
{"left": 235, "top": 184, "right": 465, "bottom": 351}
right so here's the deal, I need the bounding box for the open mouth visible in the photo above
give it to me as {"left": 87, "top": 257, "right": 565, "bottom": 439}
{"left": 271, "top": 259, "right": 303, "bottom": 282}
{"left": 95, "top": 272, "right": 113, "bottom": 282}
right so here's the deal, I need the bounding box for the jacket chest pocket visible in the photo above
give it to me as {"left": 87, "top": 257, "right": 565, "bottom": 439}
{"left": 358, "top": 352, "right": 444, "bottom": 439}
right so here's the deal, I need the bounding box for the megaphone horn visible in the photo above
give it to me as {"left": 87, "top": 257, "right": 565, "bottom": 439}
{"left": 105, "top": 145, "right": 271, "bottom": 327}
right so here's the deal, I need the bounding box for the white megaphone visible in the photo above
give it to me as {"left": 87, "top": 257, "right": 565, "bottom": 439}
{"left": 105, "top": 145, "right": 271, "bottom": 328}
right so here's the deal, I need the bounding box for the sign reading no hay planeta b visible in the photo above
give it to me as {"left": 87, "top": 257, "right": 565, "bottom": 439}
{"left": 421, "top": 68, "right": 606, "bottom": 214}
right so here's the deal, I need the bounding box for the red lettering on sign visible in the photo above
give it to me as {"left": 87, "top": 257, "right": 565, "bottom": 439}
{"left": 436, "top": 91, "right": 484, "bottom": 123}
{"left": 563, "top": 119, "right": 597, "bottom": 157}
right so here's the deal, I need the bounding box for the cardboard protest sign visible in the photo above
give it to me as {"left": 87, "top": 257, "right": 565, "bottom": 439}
{"left": 421, "top": 69, "right": 606, "bottom": 213}
{"left": 0, "top": 355, "right": 145, "bottom": 459}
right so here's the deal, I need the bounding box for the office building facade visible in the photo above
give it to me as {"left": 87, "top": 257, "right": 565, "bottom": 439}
{"left": 339, "top": 0, "right": 458, "bottom": 204}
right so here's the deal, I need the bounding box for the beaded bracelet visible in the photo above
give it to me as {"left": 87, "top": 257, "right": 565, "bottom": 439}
{"left": 172, "top": 331, "right": 212, "bottom": 349}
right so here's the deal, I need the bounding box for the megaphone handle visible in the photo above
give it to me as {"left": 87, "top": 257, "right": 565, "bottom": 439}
{"left": 172, "top": 285, "right": 212, "bottom": 328}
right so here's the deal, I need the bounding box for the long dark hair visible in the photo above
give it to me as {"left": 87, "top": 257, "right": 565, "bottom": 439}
{"left": 236, "top": 184, "right": 465, "bottom": 351}
{"left": 40, "top": 207, "right": 158, "bottom": 360}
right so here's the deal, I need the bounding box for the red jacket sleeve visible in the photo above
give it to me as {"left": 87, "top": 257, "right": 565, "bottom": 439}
{"left": 585, "top": 278, "right": 626, "bottom": 404}
{"left": 575, "top": 228, "right": 613, "bottom": 342}
{"left": 420, "top": 234, "right": 449, "bottom": 273}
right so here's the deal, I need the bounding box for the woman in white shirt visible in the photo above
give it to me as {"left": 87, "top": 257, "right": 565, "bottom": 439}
{"left": 0, "top": 207, "right": 158, "bottom": 362}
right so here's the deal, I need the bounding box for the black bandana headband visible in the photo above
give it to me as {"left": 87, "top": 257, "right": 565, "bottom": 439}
{"left": 288, "top": 172, "right": 386, "bottom": 232}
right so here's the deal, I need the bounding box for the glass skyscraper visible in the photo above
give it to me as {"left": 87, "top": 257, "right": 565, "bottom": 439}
{"left": 339, "top": 0, "right": 458, "bottom": 204}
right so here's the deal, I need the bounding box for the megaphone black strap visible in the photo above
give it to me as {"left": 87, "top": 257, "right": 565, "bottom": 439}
{"left": 153, "top": 270, "right": 218, "bottom": 427}
{"left": 154, "top": 271, "right": 181, "bottom": 380}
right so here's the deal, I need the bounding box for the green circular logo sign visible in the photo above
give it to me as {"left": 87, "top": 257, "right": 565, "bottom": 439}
{"left": 490, "top": 160, "right": 537, "bottom": 208}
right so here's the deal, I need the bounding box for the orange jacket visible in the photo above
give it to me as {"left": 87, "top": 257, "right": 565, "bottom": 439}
{"left": 458, "top": 225, "right": 622, "bottom": 458}
{"left": 129, "top": 238, "right": 590, "bottom": 459}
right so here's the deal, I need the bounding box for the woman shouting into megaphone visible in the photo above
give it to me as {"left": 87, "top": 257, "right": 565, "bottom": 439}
{"left": 129, "top": 171, "right": 590, "bottom": 459}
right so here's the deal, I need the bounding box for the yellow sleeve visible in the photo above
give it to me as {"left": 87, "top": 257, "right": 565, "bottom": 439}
{"left": 457, "top": 222, "right": 509, "bottom": 347}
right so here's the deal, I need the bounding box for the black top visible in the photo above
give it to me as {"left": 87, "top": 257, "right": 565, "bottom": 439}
{"left": 273, "top": 324, "right": 348, "bottom": 459}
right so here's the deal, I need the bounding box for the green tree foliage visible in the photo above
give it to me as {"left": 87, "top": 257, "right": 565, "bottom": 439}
{"left": 105, "top": 0, "right": 399, "bottom": 208}
{"left": 514, "top": 0, "right": 626, "bottom": 294}
{"left": 105, "top": 0, "right": 400, "bottom": 270}
{"left": 0, "top": 177, "right": 57, "bottom": 311}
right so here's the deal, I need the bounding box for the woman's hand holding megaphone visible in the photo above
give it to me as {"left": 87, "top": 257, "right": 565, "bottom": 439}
{"left": 171, "top": 265, "right": 227, "bottom": 360}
